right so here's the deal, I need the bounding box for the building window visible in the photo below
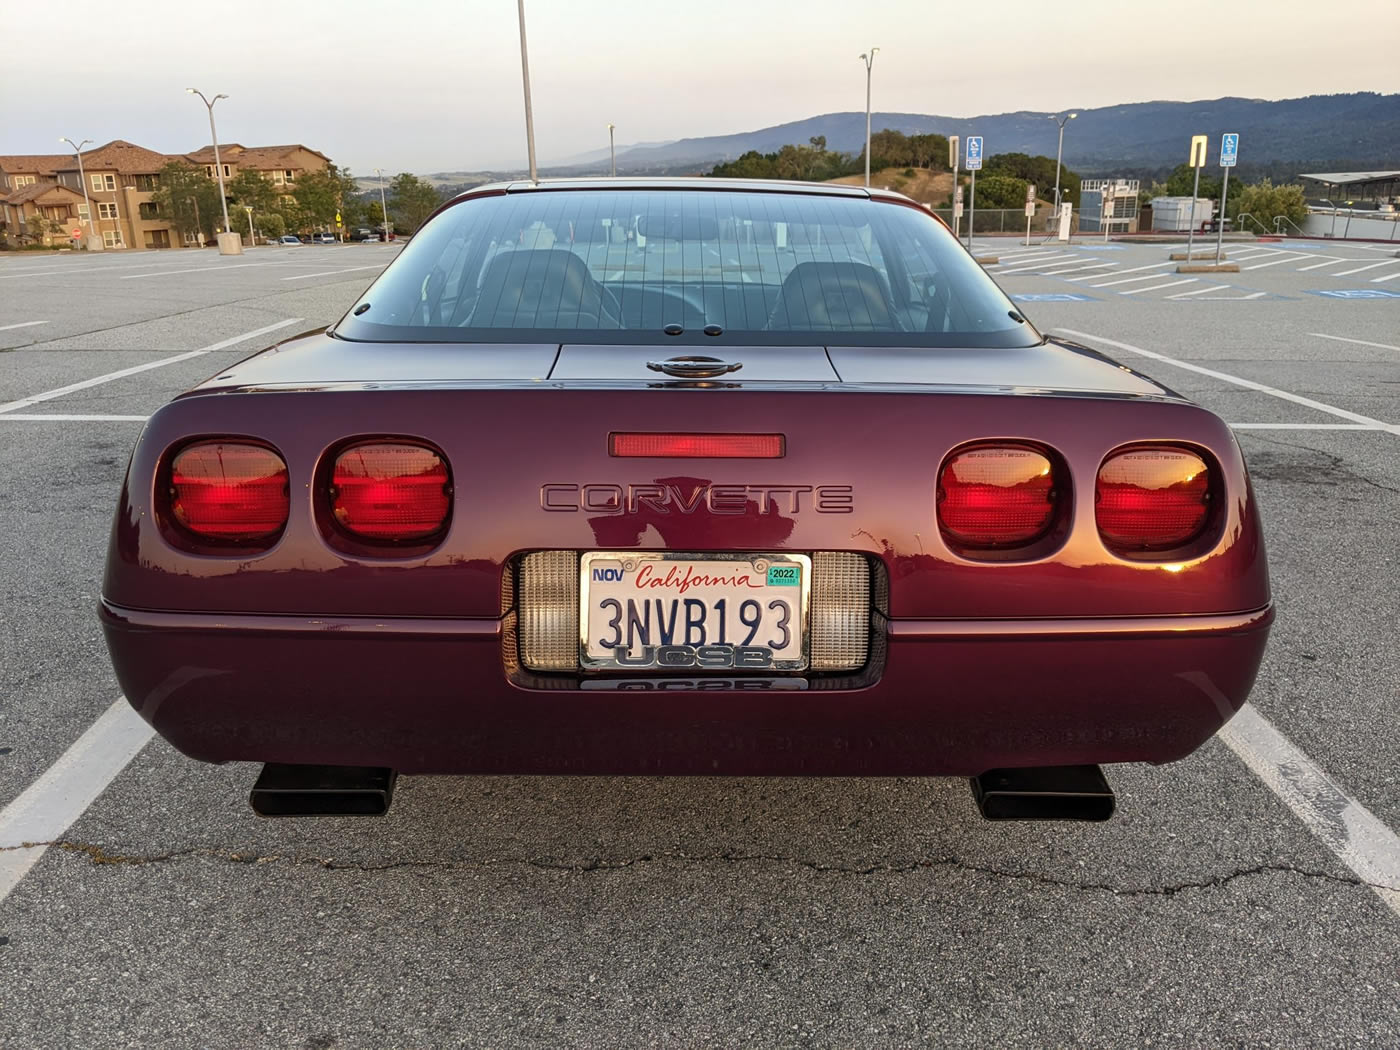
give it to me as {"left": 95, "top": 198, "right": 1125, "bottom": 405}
{"left": 78, "top": 204, "right": 91, "bottom": 221}
{"left": 272, "top": 171, "right": 284, "bottom": 185}
{"left": 284, "top": 170, "right": 295, "bottom": 181}
{"left": 134, "top": 174, "right": 160, "bottom": 191}
{"left": 13, "top": 175, "right": 37, "bottom": 188}
{"left": 103, "top": 230, "right": 125, "bottom": 248}
{"left": 98, "top": 202, "right": 119, "bottom": 220}
{"left": 91, "top": 173, "right": 117, "bottom": 192}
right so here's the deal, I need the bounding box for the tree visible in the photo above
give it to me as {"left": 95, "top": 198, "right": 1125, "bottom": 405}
{"left": 969, "top": 174, "right": 1031, "bottom": 209}
{"left": 292, "top": 169, "right": 344, "bottom": 229}
{"left": 986, "top": 153, "right": 1079, "bottom": 205}
{"left": 1165, "top": 163, "right": 1222, "bottom": 201}
{"left": 25, "top": 214, "right": 62, "bottom": 245}
{"left": 226, "top": 170, "right": 279, "bottom": 217}
{"left": 1227, "top": 179, "right": 1308, "bottom": 228}
{"left": 257, "top": 211, "right": 286, "bottom": 239}
{"left": 149, "top": 162, "right": 223, "bottom": 240}
{"left": 388, "top": 173, "right": 444, "bottom": 233}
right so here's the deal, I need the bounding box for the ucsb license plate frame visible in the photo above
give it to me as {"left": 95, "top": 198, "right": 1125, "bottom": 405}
{"left": 579, "top": 551, "right": 813, "bottom": 673}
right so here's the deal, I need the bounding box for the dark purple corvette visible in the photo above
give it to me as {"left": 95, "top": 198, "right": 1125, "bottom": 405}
{"left": 100, "top": 180, "right": 1271, "bottom": 819}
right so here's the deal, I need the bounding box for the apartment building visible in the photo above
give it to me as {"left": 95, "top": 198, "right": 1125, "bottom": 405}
{"left": 1, "top": 139, "right": 330, "bottom": 249}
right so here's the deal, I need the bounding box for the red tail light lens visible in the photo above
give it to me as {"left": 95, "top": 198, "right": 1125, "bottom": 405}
{"left": 610, "top": 433, "right": 784, "bottom": 458}
{"left": 937, "top": 445, "right": 1057, "bottom": 547}
{"left": 331, "top": 442, "right": 451, "bottom": 542}
{"left": 169, "top": 442, "right": 289, "bottom": 544}
{"left": 1096, "top": 446, "right": 1212, "bottom": 551}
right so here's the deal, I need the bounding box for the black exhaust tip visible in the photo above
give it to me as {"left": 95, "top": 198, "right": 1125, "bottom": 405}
{"left": 971, "top": 765, "right": 1115, "bottom": 822}
{"left": 249, "top": 764, "right": 397, "bottom": 817}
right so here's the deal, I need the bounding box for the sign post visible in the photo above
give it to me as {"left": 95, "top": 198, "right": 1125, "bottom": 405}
{"left": 948, "top": 136, "right": 960, "bottom": 239}
{"left": 1024, "top": 183, "right": 1036, "bottom": 246}
{"left": 1103, "top": 190, "right": 1115, "bottom": 242}
{"left": 965, "top": 135, "right": 982, "bottom": 250}
{"left": 1216, "top": 132, "right": 1238, "bottom": 265}
{"left": 1186, "top": 133, "right": 1208, "bottom": 259}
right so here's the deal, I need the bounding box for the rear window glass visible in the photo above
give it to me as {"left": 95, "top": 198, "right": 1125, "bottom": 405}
{"left": 336, "top": 188, "right": 1036, "bottom": 347}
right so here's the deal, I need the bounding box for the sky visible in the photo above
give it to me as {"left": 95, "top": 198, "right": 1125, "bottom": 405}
{"left": 2, "top": 0, "right": 1396, "bottom": 176}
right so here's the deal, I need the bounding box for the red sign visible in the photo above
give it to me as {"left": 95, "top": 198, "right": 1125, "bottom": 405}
{"left": 71, "top": 228, "right": 82, "bottom": 238}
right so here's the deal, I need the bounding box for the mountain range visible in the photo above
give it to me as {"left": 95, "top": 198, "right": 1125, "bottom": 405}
{"left": 425, "top": 93, "right": 1399, "bottom": 185}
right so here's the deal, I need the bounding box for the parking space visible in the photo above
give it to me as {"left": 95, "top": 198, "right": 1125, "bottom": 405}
{"left": 0, "top": 239, "right": 1397, "bottom": 1045}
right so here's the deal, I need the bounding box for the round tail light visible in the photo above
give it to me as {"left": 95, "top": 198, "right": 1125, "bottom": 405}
{"left": 1096, "top": 445, "right": 1212, "bottom": 551}
{"left": 330, "top": 442, "right": 451, "bottom": 542}
{"left": 169, "top": 441, "right": 289, "bottom": 545}
{"left": 938, "top": 444, "right": 1057, "bottom": 548}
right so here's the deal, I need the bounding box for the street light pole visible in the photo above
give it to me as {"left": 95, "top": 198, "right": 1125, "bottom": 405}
{"left": 187, "top": 88, "right": 231, "bottom": 233}
{"left": 607, "top": 123, "right": 616, "bottom": 177}
{"left": 859, "top": 48, "right": 879, "bottom": 188}
{"left": 244, "top": 205, "right": 254, "bottom": 246}
{"left": 1049, "top": 112, "right": 1077, "bottom": 211}
{"left": 375, "top": 168, "right": 391, "bottom": 243}
{"left": 516, "top": 0, "right": 539, "bottom": 184}
{"left": 59, "top": 137, "right": 95, "bottom": 247}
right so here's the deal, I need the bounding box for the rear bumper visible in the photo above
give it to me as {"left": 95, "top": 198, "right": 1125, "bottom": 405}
{"left": 100, "top": 599, "right": 1272, "bottom": 776}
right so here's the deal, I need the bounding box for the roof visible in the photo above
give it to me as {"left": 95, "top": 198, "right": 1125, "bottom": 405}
{"left": 4, "top": 180, "right": 86, "bottom": 205}
{"left": 0, "top": 154, "right": 70, "bottom": 177}
{"left": 184, "top": 143, "right": 329, "bottom": 168}
{"left": 1297, "top": 171, "right": 1400, "bottom": 184}
{"left": 53, "top": 140, "right": 176, "bottom": 175}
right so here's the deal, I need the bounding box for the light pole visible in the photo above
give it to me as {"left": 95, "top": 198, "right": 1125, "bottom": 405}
{"left": 517, "top": 0, "right": 539, "bottom": 183}
{"left": 187, "top": 88, "right": 231, "bottom": 233}
{"left": 607, "top": 123, "right": 616, "bottom": 177}
{"left": 244, "top": 205, "right": 254, "bottom": 246}
{"left": 375, "top": 168, "right": 391, "bottom": 243}
{"left": 859, "top": 48, "right": 879, "bottom": 188}
{"left": 1049, "top": 112, "right": 1077, "bottom": 211}
{"left": 59, "top": 137, "right": 96, "bottom": 248}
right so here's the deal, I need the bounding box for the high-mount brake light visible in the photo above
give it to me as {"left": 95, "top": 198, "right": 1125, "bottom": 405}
{"left": 331, "top": 442, "right": 451, "bottom": 542}
{"left": 937, "top": 444, "right": 1057, "bottom": 548}
{"left": 169, "top": 442, "right": 289, "bottom": 544}
{"left": 610, "top": 433, "right": 784, "bottom": 458}
{"left": 1096, "top": 445, "right": 1212, "bottom": 551}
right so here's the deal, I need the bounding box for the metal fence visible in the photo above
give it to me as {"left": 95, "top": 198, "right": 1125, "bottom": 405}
{"left": 928, "top": 207, "right": 1078, "bottom": 235}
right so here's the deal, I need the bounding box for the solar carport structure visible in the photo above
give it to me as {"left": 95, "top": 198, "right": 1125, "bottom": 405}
{"left": 1299, "top": 171, "right": 1400, "bottom": 206}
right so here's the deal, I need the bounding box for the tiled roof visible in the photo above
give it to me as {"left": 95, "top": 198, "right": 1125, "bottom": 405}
{"left": 4, "top": 180, "right": 86, "bottom": 205}
{"left": 0, "top": 154, "right": 70, "bottom": 177}
{"left": 185, "top": 143, "right": 328, "bottom": 169}
{"left": 54, "top": 140, "right": 176, "bottom": 175}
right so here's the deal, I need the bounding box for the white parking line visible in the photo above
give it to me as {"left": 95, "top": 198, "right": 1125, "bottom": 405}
{"left": 1229, "top": 422, "right": 1384, "bottom": 430}
{"left": 1091, "top": 269, "right": 1178, "bottom": 287}
{"left": 1167, "top": 284, "right": 1231, "bottom": 298}
{"left": 1054, "top": 328, "right": 1400, "bottom": 436}
{"left": 1243, "top": 255, "right": 1317, "bottom": 270}
{"left": 0, "top": 318, "right": 302, "bottom": 415}
{"left": 120, "top": 263, "right": 269, "bottom": 279}
{"left": 0, "top": 414, "right": 149, "bottom": 421}
{"left": 281, "top": 265, "right": 386, "bottom": 281}
{"left": 1037, "top": 263, "right": 1117, "bottom": 276}
{"left": 0, "top": 699, "right": 155, "bottom": 905}
{"left": 1219, "top": 705, "right": 1400, "bottom": 918}
{"left": 1371, "top": 270, "right": 1400, "bottom": 283}
{"left": 1074, "top": 262, "right": 1174, "bottom": 283}
{"left": 1310, "top": 333, "right": 1400, "bottom": 353}
{"left": 1331, "top": 260, "right": 1399, "bottom": 277}
{"left": 1120, "top": 278, "right": 1198, "bottom": 295}
{"left": 990, "top": 250, "right": 1060, "bottom": 263}
{"left": 1297, "top": 258, "right": 1352, "bottom": 271}
{"left": 0, "top": 321, "right": 49, "bottom": 331}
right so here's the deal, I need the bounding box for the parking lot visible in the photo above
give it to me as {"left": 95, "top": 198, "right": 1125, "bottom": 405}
{"left": 1, "top": 235, "right": 1397, "bottom": 1047}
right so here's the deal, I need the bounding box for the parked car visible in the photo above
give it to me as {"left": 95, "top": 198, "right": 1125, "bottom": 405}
{"left": 313, "top": 232, "right": 338, "bottom": 244}
{"left": 277, "top": 235, "right": 302, "bottom": 246}
{"left": 99, "top": 179, "right": 1271, "bottom": 820}
{"left": 350, "top": 227, "right": 377, "bottom": 242}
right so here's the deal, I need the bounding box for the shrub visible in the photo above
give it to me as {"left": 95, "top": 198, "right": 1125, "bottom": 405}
{"left": 1227, "top": 179, "right": 1309, "bottom": 226}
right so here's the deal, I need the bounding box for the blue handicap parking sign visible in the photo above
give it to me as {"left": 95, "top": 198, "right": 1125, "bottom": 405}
{"left": 966, "top": 136, "right": 983, "bottom": 171}
{"left": 1220, "top": 133, "right": 1239, "bottom": 168}
{"left": 1011, "top": 293, "right": 1094, "bottom": 302}
{"left": 1307, "top": 289, "right": 1400, "bottom": 299}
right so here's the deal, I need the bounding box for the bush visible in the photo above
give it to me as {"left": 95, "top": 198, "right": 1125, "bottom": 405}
{"left": 1227, "top": 179, "right": 1309, "bottom": 227}
{"left": 969, "top": 173, "right": 1030, "bottom": 209}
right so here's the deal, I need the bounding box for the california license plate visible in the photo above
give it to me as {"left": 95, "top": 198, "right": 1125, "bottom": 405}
{"left": 580, "top": 552, "right": 810, "bottom": 672}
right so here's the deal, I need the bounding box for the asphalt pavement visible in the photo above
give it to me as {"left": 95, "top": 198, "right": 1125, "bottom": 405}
{"left": 0, "top": 237, "right": 1397, "bottom": 1048}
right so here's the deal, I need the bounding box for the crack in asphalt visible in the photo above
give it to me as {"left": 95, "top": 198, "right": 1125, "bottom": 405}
{"left": 2, "top": 839, "right": 1391, "bottom": 898}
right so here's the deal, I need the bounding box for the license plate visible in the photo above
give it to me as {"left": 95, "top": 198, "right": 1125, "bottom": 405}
{"left": 580, "top": 552, "right": 810, "bottom": 672}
